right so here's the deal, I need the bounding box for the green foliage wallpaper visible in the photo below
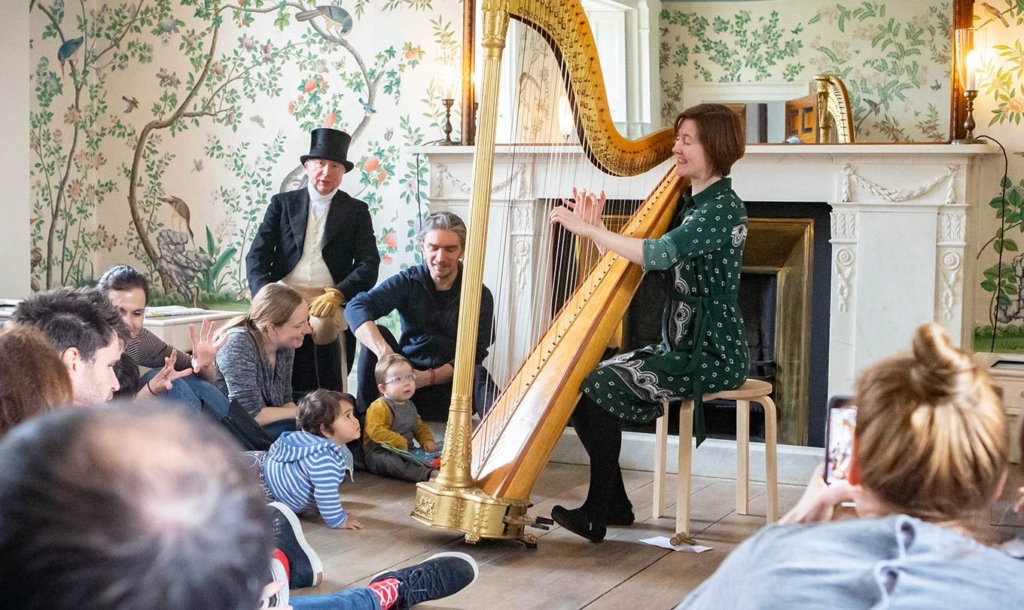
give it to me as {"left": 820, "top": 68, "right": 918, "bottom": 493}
{"left": 30, "top": 0, "right": 459, "bottom": 304}
{"left": 971, "top": 0, "right": 1024, "bottom": 351}
{"left": 659, "top": 1, "right": 951, "bottom": 142}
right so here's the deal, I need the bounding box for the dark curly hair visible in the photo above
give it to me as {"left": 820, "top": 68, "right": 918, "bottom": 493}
{"left": 296, "top": 389, "right": 357, "bottom": 436}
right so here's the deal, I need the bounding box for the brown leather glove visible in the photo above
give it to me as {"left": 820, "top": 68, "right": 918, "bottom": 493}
{"left": 308, "top": 287, "right": 344, "bottom": 318}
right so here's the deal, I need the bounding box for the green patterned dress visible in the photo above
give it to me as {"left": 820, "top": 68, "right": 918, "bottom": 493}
{"left": 580, "top": 178, "right": 749, "bottom": 445}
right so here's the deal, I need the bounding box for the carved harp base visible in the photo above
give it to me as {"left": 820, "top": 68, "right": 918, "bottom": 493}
{"left": 412, "top": 480, "right": 535, "bottom": 544}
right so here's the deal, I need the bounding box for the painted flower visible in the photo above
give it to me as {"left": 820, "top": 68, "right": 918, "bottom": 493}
{"left": 262, "top": 44, "right": 272, "bottom": 63}
{"left": 377, "top": 169, "right": 388, "bottom": 184}
{"left": 288, "top": 101, "right": 296, "bottom": 115}
{"left": 384, "top": 232, "right": 397, "bottom": 248}
{"left": 363, "top": 157, "right": 380, "bottom": 172}
{"left": 1008, "top": 97, "right": 1024, "bottom": 114}
{"left": 74, "top": 150, "right": 87, "bottom": 166}
{"left": 381, "top": 255, "right": 393, "bottom": 265}
{"left": 404, "top": 46, "right": 423, "bottom": 61}
{"left": 240, "top": 35, "right": 255, "bottom": 51}
{"left": 68, "top": 180, "right": 81, "bottom": 200}
{"left": 158, "top": 17, "right": 178, "bottom": 35}
{"left": 91, "top": 153, "right": 103, "bottom": 171}
{"left": 323, "top": 112, "right": 336, "bottom": 128}
{"left": 64, "top": 108, "right": 80, "bottom": 124}
{"left": 304, "top": 78, "right": 318, "bottom": 93}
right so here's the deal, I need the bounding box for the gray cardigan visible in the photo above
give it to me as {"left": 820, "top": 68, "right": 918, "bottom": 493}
{"left": 214, "top": 327, "right": 294, "bottom": 417}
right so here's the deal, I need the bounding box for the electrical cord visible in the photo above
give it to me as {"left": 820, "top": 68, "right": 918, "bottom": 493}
{"left": 974, "top": 134, "right": 1010, "bottom": 351}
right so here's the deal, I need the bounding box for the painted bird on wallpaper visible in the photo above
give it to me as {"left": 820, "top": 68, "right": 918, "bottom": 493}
{"left": 161, "top": 196, "right": 194, "bottom": 243}
{"left": 981, "top": 2, "right": 1011, "bottom": 28}
{"left": 358, "top": 97, "right": 376, "bottom": 115}
{"left": 58, "top": 37, "right": 84, "bottom": 78}
{"left": 296, "top": 5, "right": 353, "bottom": 37}
{"left": 122, "top": 96, "right": 139, "bottom": 113}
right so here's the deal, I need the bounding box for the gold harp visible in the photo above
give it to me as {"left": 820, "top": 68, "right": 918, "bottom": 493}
{"left": 412, "top": 0, "right": 685, "bottom": 544}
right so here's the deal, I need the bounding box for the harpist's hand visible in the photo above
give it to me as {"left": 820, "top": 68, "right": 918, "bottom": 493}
{"left": 568, "top": 187, "right": 607, "bottom": 227}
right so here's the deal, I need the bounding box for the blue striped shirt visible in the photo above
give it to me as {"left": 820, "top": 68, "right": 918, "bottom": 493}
{"left": 263, "top": 431, "right": 353, "bottom": 528}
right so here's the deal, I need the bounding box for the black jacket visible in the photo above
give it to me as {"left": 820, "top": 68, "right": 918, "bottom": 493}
{"left": 245, "top": 188, "right": 380, "bottom": 299}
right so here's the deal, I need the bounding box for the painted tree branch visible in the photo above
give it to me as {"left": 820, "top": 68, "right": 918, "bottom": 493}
{"left": 227, "top": 3, "right": 380, "bottom": 143}
{"left": 127, "top": 25, "right": 221, "bottom": 294}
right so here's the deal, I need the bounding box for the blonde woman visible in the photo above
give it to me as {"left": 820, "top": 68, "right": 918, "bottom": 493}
{"left": 216, "top": 284, "right": 312, "bottom": 440}
{"left": 678, "top": 323, "right": 1024, "bottom": 608}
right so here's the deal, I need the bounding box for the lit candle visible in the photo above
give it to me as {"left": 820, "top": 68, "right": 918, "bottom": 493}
{"left": 966, "top": 49, "right": 980, "bottom": 91}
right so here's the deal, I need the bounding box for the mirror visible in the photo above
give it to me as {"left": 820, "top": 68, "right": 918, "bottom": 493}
{"left": 464, "top": 0, "right": 974, "bottom": 144}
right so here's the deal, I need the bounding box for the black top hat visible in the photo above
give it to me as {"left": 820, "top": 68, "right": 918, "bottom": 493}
{"left": 300, "top": 128, "right": 354, "bottom": 172}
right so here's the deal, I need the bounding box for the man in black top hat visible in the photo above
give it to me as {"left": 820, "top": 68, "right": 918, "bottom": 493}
{"left": 246, "top": 128, "right": 380, "bottom": 396}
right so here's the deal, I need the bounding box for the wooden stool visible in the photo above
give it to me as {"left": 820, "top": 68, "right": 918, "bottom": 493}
{"left": 652, "top": 379, "right": 778, "bottom": 543}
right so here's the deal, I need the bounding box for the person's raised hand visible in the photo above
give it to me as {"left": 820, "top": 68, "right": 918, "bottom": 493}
{"left": 189, "top": 318, "right": 227, "bottom": 373}
{"left": 146, "top": 350, "right": 193, "bottom": 395}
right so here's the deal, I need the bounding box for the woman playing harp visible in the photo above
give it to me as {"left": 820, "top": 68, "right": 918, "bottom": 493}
{"left": 550, "top": 103, "right": 750, "bottom": 542}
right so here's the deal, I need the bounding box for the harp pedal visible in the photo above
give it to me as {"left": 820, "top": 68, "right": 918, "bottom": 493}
{"left": 502, "top": 515, "right": 552, "bottom": 531}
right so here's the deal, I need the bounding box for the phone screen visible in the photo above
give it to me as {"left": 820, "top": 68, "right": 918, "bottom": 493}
{"left": 824, "top": 402, "right": 857, "bottom": 485}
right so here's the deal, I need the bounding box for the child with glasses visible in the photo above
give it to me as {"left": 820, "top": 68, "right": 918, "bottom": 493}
{"left": 363, "top": 353, "right": 439, "bottom": 482}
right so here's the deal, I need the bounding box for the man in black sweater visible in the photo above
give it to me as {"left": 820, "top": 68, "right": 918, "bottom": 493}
{"left": 345, "top": 211, "right": 496, "bottom": 422}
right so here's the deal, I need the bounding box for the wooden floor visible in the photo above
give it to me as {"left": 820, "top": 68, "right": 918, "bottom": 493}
{"left": 293, "top": 462, "right": 805, "bottom": 609}
{"left": 293, "top": 463, "right": 1024, "bottom": 609}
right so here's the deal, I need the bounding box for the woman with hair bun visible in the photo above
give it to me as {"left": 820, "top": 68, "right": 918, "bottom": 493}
{"left": 677, "top": 323, "right": 1024, "bottom": 609}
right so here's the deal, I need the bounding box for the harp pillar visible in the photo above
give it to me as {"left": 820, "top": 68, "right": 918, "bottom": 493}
{"left": 412, "top": 0, "right": 534, "bottom": 544}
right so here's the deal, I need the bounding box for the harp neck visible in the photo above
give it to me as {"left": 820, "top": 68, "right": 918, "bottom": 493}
{"left": 481, "top": 0, "right": 674, "bottom": 176}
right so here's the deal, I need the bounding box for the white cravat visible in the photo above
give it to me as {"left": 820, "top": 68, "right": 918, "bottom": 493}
{"left": 307, "top": 184, "right": 339, "bottom": 221}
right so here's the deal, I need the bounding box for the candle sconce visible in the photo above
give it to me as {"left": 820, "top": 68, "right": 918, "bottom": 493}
{"left": 438, "top": 64, "right": 459, "bottom": 146}
{"left": 953, "top": 27, "right": 983, "bottom": 144}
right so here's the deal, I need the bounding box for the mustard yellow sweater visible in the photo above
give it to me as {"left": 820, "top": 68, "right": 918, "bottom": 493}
{"left": 363, "top": 397, "right": 434, "bottom": 451}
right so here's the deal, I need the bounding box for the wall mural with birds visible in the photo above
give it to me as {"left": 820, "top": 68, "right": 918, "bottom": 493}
{"left": 660, "top": 0, "right": 951, "bottom": 142}
{"left": 29, "top": 0, "right": 459, "bottom": 304}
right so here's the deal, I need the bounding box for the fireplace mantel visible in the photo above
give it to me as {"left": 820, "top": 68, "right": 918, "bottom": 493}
{"left": 408, "top": 143, "right": 998, "bottom": 399}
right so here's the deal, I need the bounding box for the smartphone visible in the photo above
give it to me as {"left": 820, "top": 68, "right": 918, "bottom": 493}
{"left": 824, "top": 396, "right": 857, "bottom": 485}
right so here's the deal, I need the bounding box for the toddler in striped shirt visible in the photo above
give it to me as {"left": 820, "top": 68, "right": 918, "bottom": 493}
{"left": 261, "top": 389, "right": 364, "bottom": 529}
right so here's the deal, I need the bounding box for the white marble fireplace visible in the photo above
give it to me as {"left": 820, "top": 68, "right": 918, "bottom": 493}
{"left": 409, "top": 143, "right": 996, "bottom": 478}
